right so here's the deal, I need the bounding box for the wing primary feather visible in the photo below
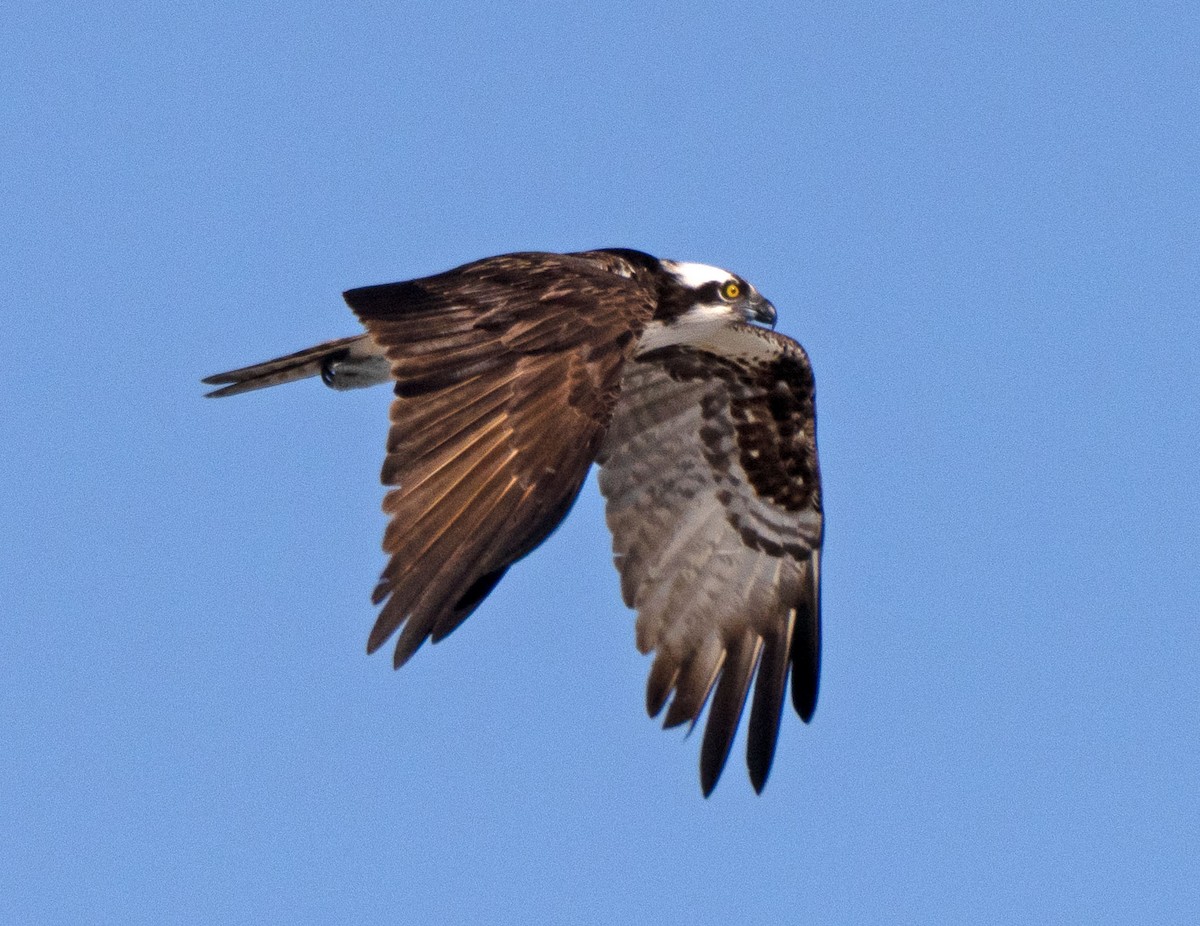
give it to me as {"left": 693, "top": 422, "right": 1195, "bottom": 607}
{"left": 646, "top": 653, "right": 680, "bottom": 717}
{"left": 789, "top": 558, "right": 822, "bottom": 722}
{"left": 663, "top": 643, "right": 725, "bottom": 729}
{"left": 368, "top": 446, "right": 519, "bottom": 655}
{"left": 431, "top": 565, "right": 511, "bottom": 642}
{"left": 387, "top": 479, "right": 522, "bottom": 668}
{"left": 379, "top": 460, "right": 517, "bottom": 614}
{"left": 387, "top": 370, "right": 497, "bottom": 437}
{"left": 388, "top": 372, "right": 513, "bottom": 453}
{"left": 700, "top": 633, "right": 763, "bottom": 797}
{"left": 746, "top": 615, "right": 796, "bottom": 793}
{"left": 381, "top": 402, "right": 511, "bottom": 496}
{"left": 380, "top": 421, "right": 511, "bottom": 529}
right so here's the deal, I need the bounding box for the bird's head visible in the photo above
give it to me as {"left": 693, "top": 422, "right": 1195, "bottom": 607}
{"left": 659, "top": 260, "right": 777, "bottom": 329}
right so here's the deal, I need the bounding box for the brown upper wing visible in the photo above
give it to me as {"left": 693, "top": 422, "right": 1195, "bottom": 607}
{"left": 597, "top": 325, "right": 823, "bottom": 795}
{"left": 344, "top": 252, "right": 656, "bottom": 668}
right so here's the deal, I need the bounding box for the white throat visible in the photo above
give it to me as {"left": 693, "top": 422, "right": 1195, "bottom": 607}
{"left": 635, "top": 304, "right": 740, "bottom": 354}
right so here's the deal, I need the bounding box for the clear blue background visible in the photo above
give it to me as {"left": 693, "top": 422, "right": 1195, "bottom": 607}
{"left": 3, "top": 3, "right": 1197, "bottom": 923}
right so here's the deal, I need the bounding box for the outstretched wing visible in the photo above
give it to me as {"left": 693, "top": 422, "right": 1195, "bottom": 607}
{"left": 345, "top": 252, "right": 656, "bottom": 668}
{"left": 597, "top": 325, "right": 823, "bottom": 795}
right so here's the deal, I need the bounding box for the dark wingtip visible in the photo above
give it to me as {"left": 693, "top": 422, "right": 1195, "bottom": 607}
{"left": 789, "top": 582, "right": 822, "bottom": 722}
{"left": 790, "top": 664, "right": 819, "bottom": 723}
{"left": 645, "top": 655, "right": 678, "bottom": 718}
{"left": 366, "top": 604, "right": 394, "bottom": 656}
{"left": 662, "top": 699, "right": 693, "bottom": 729}
{"left": 392, "top": 634, "right": 424, "bottom": 669}
{"left": 699, "top": 731, "right": 734, "bottom": 797}
{"left": 746, "top": 628, "right": 791, "bottom": 795}
{"left": 390, "top": 612, "right": 432, "bottom": 669}
{"left": 747, "top": 724, "right": 779, "bottom": 793}
{"left": 698, "top": 636, "right": 759, "bottom": 799}
{"left": 438, "top": 567, "right": 508, "bottom": 638}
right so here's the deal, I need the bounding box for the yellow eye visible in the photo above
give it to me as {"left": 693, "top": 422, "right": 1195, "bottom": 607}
{"left": 721, "top": 281, "right": 742, "bottom": 300}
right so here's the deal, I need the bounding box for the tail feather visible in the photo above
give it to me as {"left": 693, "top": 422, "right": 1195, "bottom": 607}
{"left": 202, "top": 334, "right": 372, "bottom": 398}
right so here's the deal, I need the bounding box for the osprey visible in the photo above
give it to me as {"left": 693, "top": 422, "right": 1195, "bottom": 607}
{"left": 203, "top": 249, "right": 823, "bottom": 795}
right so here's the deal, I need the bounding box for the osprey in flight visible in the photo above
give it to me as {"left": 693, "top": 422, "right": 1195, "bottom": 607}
{"left": 204, "top": 249, "right": 823, "bottom": 795}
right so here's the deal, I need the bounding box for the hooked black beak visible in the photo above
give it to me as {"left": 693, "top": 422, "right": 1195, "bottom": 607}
{"left": 746, "top": 295, "right": 777, "bottom": 328}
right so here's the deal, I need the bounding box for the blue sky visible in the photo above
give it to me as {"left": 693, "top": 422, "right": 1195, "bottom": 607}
{"left": 3, "top": 2, "right": 1197, "bottom": 923}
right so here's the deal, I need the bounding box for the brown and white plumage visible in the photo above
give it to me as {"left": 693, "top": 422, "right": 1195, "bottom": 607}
{"left": 203, "top": 248, "right": 823, "bottom": 795}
